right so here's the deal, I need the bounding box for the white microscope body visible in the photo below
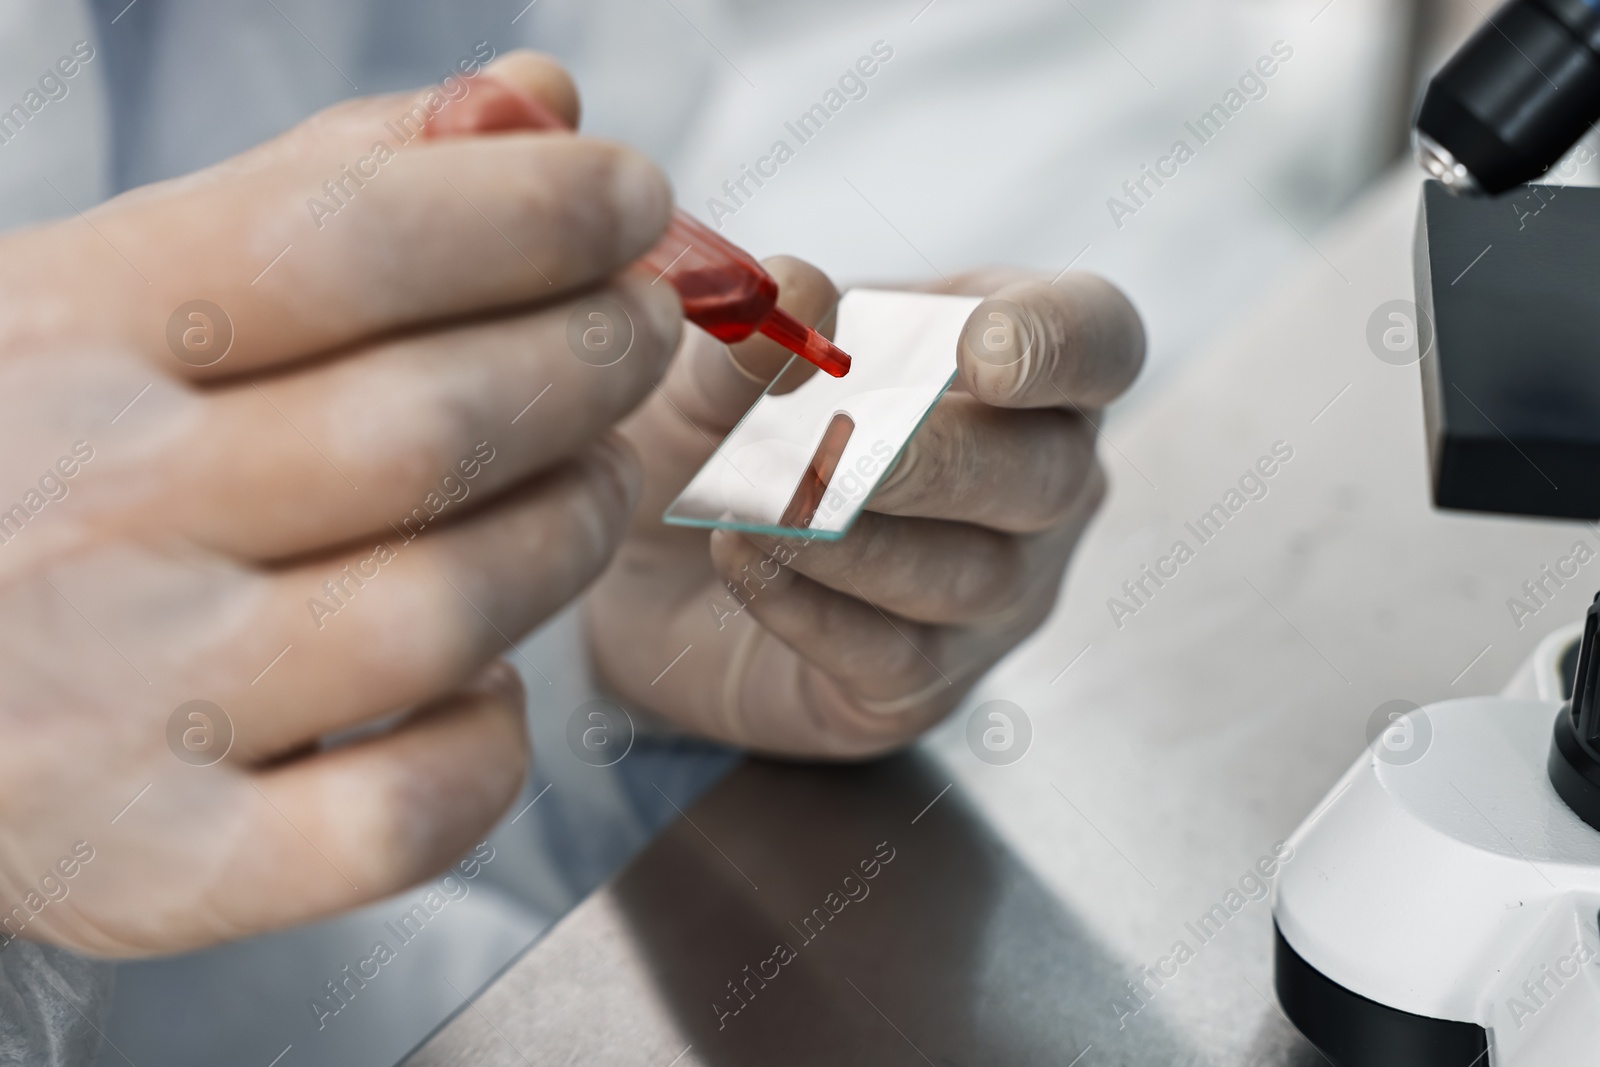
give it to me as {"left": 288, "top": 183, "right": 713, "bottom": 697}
{"left": 1273, "top": 621, "right": 1600, "bottom": 1066}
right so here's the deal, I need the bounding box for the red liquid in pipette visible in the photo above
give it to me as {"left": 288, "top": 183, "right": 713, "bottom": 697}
{"left": 425, "top": 76, "right": 851, "bottom": 377}
{"left": 663, "top": 266, "right": 777, "bottom": 344}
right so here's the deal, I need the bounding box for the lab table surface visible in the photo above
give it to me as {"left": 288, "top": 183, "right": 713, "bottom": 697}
{"left": 399, "top": 169, "right": 1587, "bottom": 1066}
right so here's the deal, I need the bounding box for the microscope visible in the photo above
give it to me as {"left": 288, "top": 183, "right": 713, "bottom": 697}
{"left": 1271, "top": 2, "right": 1600, "bottom": 1064}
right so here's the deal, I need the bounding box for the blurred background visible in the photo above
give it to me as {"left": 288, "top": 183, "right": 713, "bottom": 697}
{"left": 0, "top": 0, "right": 1490, "bottom": 1063}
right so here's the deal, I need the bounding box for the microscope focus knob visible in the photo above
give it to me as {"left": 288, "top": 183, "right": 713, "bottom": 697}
{"left": 1549, "top": 591, "right": 1600, "bottom": 829}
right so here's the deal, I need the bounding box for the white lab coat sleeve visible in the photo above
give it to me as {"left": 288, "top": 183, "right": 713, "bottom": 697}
{"left": 0, "top": 940, "right": 112, "bottom": 1067}
{"left": 0, "top": 0, "right": 113, "bottom": 1057}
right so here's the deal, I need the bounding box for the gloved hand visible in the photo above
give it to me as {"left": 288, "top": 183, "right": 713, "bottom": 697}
{"left": 426, "top": 69, "right": 1143, "bottom": 756}
{"left": 588, "top": 262, "right": 1144, "bottom": 756}
{"left": 0, "top": 54, "right": 679, "bottom": 955}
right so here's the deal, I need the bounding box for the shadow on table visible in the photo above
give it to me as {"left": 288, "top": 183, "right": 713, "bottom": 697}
{"left": 611, "top": 750, "right": 1223, "bottom": 1066}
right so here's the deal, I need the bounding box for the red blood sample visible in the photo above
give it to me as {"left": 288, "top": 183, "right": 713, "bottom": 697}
{"left": 758, "top": 305, "right": 853, "bottom": 379}
{"left": 778, "top": 412, "right": 855, "bottom": 528}
{"left": 641, "top": 214, "right": 778, "bottom": 344}
{"left": 425, "top": 75, "right": 851, "bottom": 377}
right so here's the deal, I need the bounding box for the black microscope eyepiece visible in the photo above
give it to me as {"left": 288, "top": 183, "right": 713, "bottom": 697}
{"left": 1416, "top": 0, "right": 1600, "bottom": 195}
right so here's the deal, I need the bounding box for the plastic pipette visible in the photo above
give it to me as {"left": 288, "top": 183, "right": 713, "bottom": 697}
{"left": 426, "top": 77, "right": 851, "bottom": 377}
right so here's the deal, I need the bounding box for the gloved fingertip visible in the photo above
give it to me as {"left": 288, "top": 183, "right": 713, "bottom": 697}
{"left": 958, "top": 295, "right": 1039, "bottom": 405}
{"left": 481, "top": 51, "right": 581, "bottom": 129}
{"left": 467, "top": 657, "right": 526, "bottom": 710}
